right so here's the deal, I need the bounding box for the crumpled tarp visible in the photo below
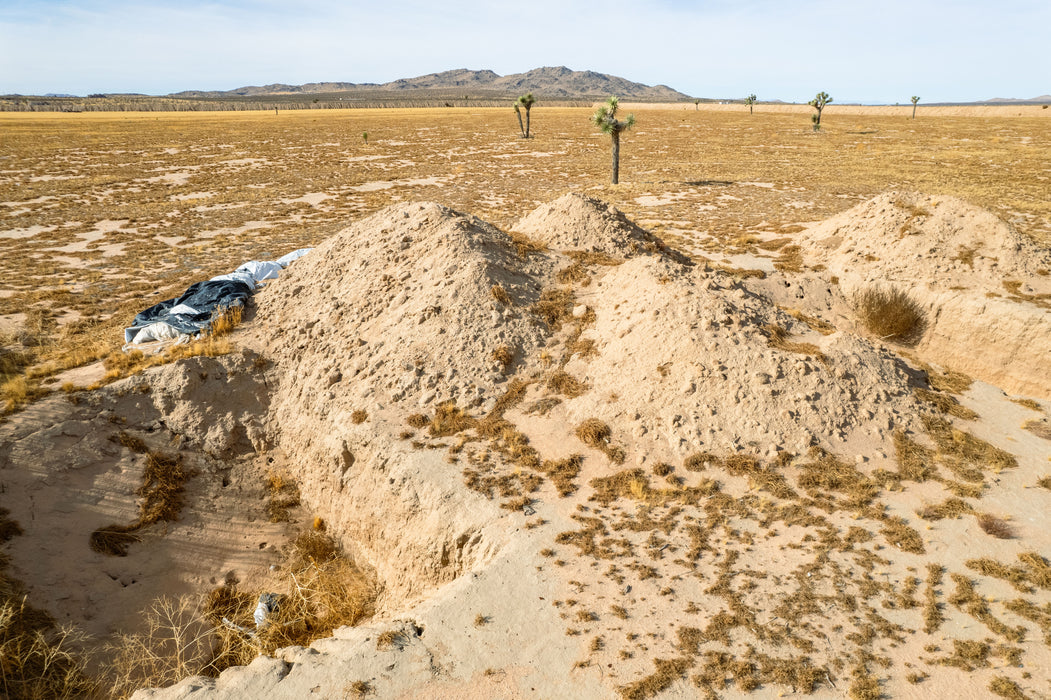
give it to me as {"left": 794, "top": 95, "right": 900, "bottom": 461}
{"left": 123, "top": 248, "right": 312, "bottom": 346}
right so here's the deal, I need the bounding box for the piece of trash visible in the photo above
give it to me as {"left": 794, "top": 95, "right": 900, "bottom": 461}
{"left": 254, "top": 592, "right": 282, "bottom": 629}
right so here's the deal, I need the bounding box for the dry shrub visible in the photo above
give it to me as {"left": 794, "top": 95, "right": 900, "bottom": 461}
{"left": 406, "top": 413, "right": 430, "bottom": 429}
{"left": 683, "top": 452, "right": 718, "bottom": 472}
{"left": 351, "top": 409, "right": 368, "bottom": 424}
{"left": 917, "top": 497, "right": 973, "bottom": 521}
{"left": 575, "top": 419, "right": 625, "bottom": 464}
{"left": 547, "top": 370, "right": 587, "bottom": 397}
{"left": 0, "top": 537, "right": 97, "bottom": 700}
{"left": 619, "top": 657, "right": 693, "bottom": 700}
{"left": 531, "top": 287, "right": 574, "bottom": 328}
{"left": 852, "top": 286, "right": 927, "bottom": 344}
{"left": 575, "top": 419, "right": 612, "bottom": 450}
{"left": 537, "top": 455, "right": 584, "bottom": 496}
{"left": 556, "top": 263, "right": 591, "bottom": 286}
{"left": 104, "top": 595, "right": 216, "bottom": 698}
{"left": 209, "top": 304, "right": 243, "bottom": 337}
{"left": 988, "top": 676, "right": 1028, "bottom": 700}
{"left": 977, "top": 513, "right": 1016, "bottom": 539}
{"left": 429, "top": 402, "right": 476, "bottom": 437}
{"left": 489, "top": 284, "right": 511, "bottom": 306}
{"left": 491, "top": 345, "right": 515, "bottom": 371}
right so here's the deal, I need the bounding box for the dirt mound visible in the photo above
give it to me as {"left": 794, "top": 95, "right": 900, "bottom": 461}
{"left": 798, "top": 191, "right": 1051, "bottom": 295}
{"left": 796, "top": 191, "right": 1051, "bottom": 397}
{"left": 248, "top": 202, "right": 554, "bottom": 606}
{"left": 563, "top": 255, "right": 926, "bottom": 459}
{"left": 514, "top": 192, "right": 685, "bottom": 261}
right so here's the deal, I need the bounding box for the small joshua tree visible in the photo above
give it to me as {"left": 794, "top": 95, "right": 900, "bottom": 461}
{"left": 694, "top": 99, "right": 701, "bottom": 110}
{"left": 517, "top": 93, "right": 536, "bottom": 138}
{"left": 745, "top": 94, "right": 757, "bottom": 115}
{"left": 513, "top": 103, "right": 525, "bottom": 137}
{"left": 591, "top": 95, "right": 635, "bottom": 185}
{"left": 911, "top": 95, "right": 920, "bottom": 119}
{"left": 362, "top": 131, "right": 368, "bottom": 145}
{"left": 808, "top": 91, "right": 832, "bottom": 130}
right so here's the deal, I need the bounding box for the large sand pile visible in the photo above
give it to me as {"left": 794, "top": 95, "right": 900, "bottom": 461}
{"left": 3, "top": 193, "right": 1049, "bottom": 700}
{"left": 795, "top": 191, "right": 1051, "bottom": 397}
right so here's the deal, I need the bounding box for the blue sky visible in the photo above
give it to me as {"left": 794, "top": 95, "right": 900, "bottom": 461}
{"left": 1, "top": 0, "right": 1048, "bottom": 103}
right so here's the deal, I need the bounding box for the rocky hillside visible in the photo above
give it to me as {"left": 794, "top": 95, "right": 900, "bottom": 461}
{"left": 170, "top": 66, "right": 690, "bottom": 101}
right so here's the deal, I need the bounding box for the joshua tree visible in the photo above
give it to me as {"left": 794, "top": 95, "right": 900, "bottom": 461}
{"left": 745, "top": 94, "right": 757, "bottom": 114}
{"left": 694, "top": 99, "right": 701, "bottom": 110}
{"left": 808, "top": 91, "right": 832, "bottom": 130}
{"left": 517, "top": 92, "right": 536, "bottom": 138}
{"left": 513, "top": 103, "right": 525, "bottom": 137}
{"left": 591, "top": 95, "right": 636, "bottom": 185}
{"left": 911, "top": 95, "right": 920, "bottom": 119}
{"left": 362, "top": 131, "right": 368, "bottom": 145}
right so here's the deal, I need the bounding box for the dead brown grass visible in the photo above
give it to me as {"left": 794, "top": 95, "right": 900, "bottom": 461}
{"left": 90, "top": 451, "right": 193, "bottom": 556}
{"left": 852, "top": 286, "right": 927, "bottom": 344}
{"left": 547, "top": 370, "right": 587, "bottom": 397}
{"left": 574, "top": 419, "right": 625, "bottom": 464}
{"left": 977, "top": 513, "right": 1016, "bottom": 539}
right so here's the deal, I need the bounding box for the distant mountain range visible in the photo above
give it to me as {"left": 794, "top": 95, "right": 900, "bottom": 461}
{"left": 169, "top": 66, "right": 691, "bottom": 101}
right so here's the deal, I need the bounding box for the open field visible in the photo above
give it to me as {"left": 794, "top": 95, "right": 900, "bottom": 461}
{"left": 1, "top": 106, "right": 1050, "bottom": 699}
{"left": 1, "top": 105, "right": 1048, "bottom": 394}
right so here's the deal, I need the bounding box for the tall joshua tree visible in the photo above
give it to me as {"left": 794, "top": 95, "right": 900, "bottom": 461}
{"left": 517, "top": 93, "right": 536, "bottom": 138}
{"left": 591, "top": 95, "right": 636, "bottom": 185}
{"left": 745, "top": 94, "right": 757, "bottom": 114}
{"left": 911, "top": 95, "right": 920, "bottom": 119}
{"left": 808, "top": 91, "right": 832, "bottom": 130}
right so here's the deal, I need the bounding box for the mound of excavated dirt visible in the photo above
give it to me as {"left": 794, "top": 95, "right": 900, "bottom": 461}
{"left": 796, "top": 191, "right": 1051, "bottom": 397}
{"left": 514, "top": 192, "right": 684, "bottom": 260}
{"left": 562, "top": 255, "right": 926, "bottom": 460}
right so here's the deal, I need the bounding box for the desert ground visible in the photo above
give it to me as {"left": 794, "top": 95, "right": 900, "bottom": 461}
{"left": 0, "top": 104, "right": 1049, "bottom": 699}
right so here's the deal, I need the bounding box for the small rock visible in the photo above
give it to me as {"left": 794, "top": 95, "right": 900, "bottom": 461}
{"left": 572, "top": 304, "right": 588, "bottom": 318}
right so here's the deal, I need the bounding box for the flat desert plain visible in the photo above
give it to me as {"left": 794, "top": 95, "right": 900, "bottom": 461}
{"left": 0, "top": 105, "right": 1050, "bottom": 700}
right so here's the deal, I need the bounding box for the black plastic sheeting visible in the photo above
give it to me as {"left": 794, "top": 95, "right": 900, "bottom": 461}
{"left": 129, "top": 279, "right": 253, "bottom": 338}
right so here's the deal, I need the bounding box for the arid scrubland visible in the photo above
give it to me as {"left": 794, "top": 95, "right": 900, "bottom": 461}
{"left": 1, "top": 106, "right": 1050, "bottom": 699}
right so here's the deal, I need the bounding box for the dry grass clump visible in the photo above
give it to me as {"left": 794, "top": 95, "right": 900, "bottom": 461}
{"left": 547, "top": 370, "right": 587, "bottom": 397}
{"left": 428, "top": 401, "right": 476, "bottom": 437}
{"left": 208, "top": 305, "right": 243, "bottom": 337}
{"left": 531, "top": 287, "right": 574, "bottom": 328}
{"left": 537, "top": 455, "right": 584, "bottom": 497}
{"left": 566, "top": 250, "right": 624, "bottom": 267}
{"left": 914, "top": 387, "right": 979, "bottom": 420}
{"left": 922, "top": 364, "right": 974, "bottom": 395}
{"left": 772, "top": 244, "right": 804, "bottom": 273}
{"left": 574, "top": 419, "right": 625, "bottom": 464}
{"left": 90, "top": 451, "right": 193, "bottom": 556}
{"left": 1023, "top": 420, "right": 1051, "bottom": 440}
{"left": 948, "top": 574, "right": 1026, "bottom": 642}
{"left": 922, "top": 414, "right": 1017, "bottom": 476}
{"left": 491, "top": 345, "right": 515, "bottom": 371}
{"left": 917, "top": 497, "right": 973, "bottom": 521}
{"left": 1, "top": 507, "right": 97, "bottom": 699}
{"left": 619, "top": 656, "right": 693, "bottom": 700}
{"left": 976, "top": 513, "right": 1016, "bottom": 539}
{"left": 966, "top": 552, "right": 1051, "bottom": 593}
{"left": 988, "top": 676, "right": 1028, "bottom": 700}
{"left": 781, "top": 307, "right": 837, "bottom": 335}
{"left": 489, "top": 284, "right": 511, "bottom": 306}
{"left": 852, "top": 286, "right": 927, "bottom": 344}
{"left": 880, "top": 516, "right": 925, "bottom": 554}
{"left": 683, "top": 452, "right": 718, "bottom": 472}
{"left": 1009, "top": 397, "right": 1042, "bottom": 411}
{"left": 351, "top": 409, "right": 368, "bottom": 424}
{"left": 264, "top": 470, "right": 301, "bottom": 523}
{"left": 762, "top": 324, "right": 827, "bottom": 363}
{"left": 923, "top": 564, "right": 945, "bottom": 633}
{"left": 556, "top": 263, "right": 591, "bottom": 286}
{"left": 406, "top": 413, "right": 431, "bottom": 429}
